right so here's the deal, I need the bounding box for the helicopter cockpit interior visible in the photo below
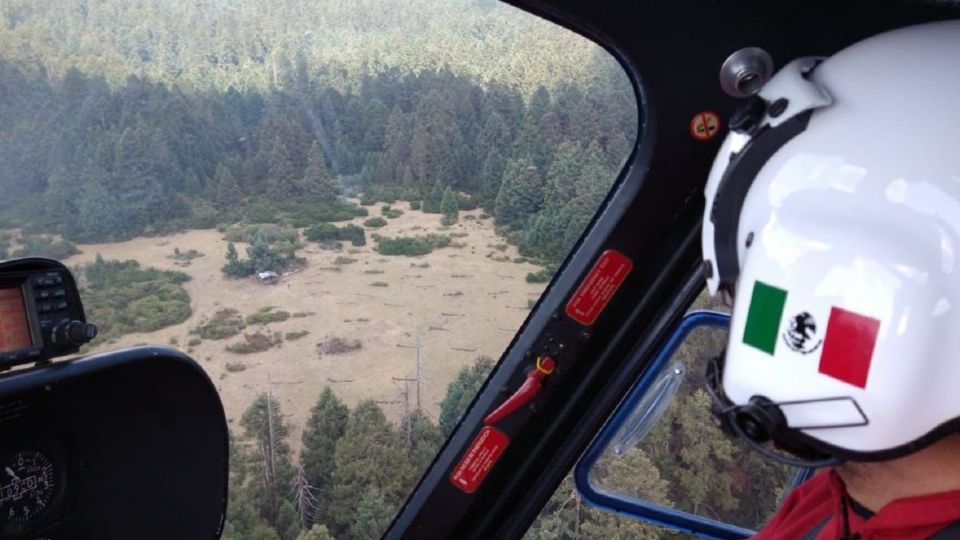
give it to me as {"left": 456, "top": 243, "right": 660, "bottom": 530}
{"left": 0, "top": 1, "right": 957, "bottom": 539}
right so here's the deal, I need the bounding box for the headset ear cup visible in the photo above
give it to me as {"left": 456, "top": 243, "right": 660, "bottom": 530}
{"left": 733, "top": 398, "right": 785, "bottom": 443}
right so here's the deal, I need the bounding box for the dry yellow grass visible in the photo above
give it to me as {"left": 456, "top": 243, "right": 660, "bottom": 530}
{"left": 65, "top": 203, "right": 545, "bottom": 449}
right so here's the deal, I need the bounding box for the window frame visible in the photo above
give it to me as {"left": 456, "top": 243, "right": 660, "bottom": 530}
{"left": 384, "top": 3, "right": 958, "bottom": 539}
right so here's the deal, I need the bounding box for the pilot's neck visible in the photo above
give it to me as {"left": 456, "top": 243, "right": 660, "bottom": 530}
{"left": 836, "top": 433, "right": 960, "bottom": 512}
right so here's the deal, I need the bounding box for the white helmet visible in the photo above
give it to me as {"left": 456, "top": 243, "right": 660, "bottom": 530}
{"left": 702, "top": 20, "right": 960, "bottom": 464}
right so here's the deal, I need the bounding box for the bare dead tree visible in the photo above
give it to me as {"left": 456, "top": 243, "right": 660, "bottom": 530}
{"left": 395, "top": 321, "right": 423, "bottom": 410}
{"left": 291, "top": 465, "right": 319, "bottom": 528}
{"left": 393, "top": 377, "right": 413, "bottom": 450}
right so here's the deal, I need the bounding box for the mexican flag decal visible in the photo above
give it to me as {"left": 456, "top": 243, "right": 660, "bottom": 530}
{"left": 742, "top": 280, "right": 881, "bottom": 389}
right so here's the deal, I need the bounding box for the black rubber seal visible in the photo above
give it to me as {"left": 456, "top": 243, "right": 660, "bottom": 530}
{"left": 709, "top": 109, "right": 814, "bottom": 295}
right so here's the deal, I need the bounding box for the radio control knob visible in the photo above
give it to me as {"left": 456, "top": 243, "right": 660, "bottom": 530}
{"left": 53, "top": 321, "right": 98, "bottom": 347}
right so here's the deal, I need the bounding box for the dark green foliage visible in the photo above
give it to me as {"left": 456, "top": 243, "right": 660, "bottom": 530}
{"left": 246, "top": 309, "right": 291, "bottom": 325}
{"left": 315, "top": 336, "right": 363, "bottom": 355}
{"left": 338, "top": 224, "right": 366, "bottom": 247}
{"left": 347, "top": 489, "right": 398, "bottom": 540}
{"left": 215, "top": 164, "right": 243, "bottom": 207}
{"left": 304, "top": 224, "right": 365, "bottom": 246}
{"left": 170, "top": 248, "right": 204, "bottom": 261}
{"left": 409, "top": 201, "right": 421, "bottom": 211}
{"left": 276, "top": 501, "right": 303, "bottom": 540}
{"left": 295, "top": 525, "right": 335, "bottom": 540}
{"left": 223, "top": 242, "right": 254, "bottom": 278}
{"left": 402, "top": 409, "right": 444, "bottom": 474}
{"left": 374, "top": 234, "right": 451, "bottom": 256}
{"left": 247, "top": 234, "right": 289, "bottom": 273}
{"left": 520, "top": 207, "right": 576, "bottom": 263}
{"left": 222, "top": 483, "right": 280, "bottom": 540}
{"left": 0, "top": 45, "right": 634, "bottom": 262}
{"left": 303, "top": 224, "right": 338, "bottom": 243}
{"left": 289, "top": 201, "right": 366, "bottom": 226}
{"left": 225, "top": 224, "right": 300, "bottom": 245}
{"left": 10, "top": 235, "right": 79, "bottom": 260}
{"left": 495, "top": 156, "right": 544, "bottom": 226}
{"left": 438, "top": 356, "right": 495, "bottom": 436}
{"left": 363, "top": 217, "right": 387, "bottom": 228}
{"left": 81, "top": 256, "right": 192, "bottom": 343}
{"left": 241, "top": 394, "right": 297, "bottom": 527}
{"left": 440, "top": 186, "right": 459, "bottom": 225}
{"left": 227, "top": 331, "right": 283, "bottom": 354}
{"left": 300, "top": 388, "right": 349, "bottom": 528}
{"left": 525, "top": 268, "right": 553, "bottom": 283}
{"left": 330, "top": 401, "right": 414, "bottom": 538}
{"left": 192, "top": 308, "right": 246, "bottom": 340}
{"left": 299, "top": 142, "right": 339, "bottom": 202}
{"left": 284, "top": 330, "right": 309, "bottom": 341}
{"left": 223, "top": 233, "right": 304, "bottom": 277}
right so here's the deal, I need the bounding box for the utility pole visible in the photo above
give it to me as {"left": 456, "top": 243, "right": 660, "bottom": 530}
{"left": 395, "top": 319, "right": 423, "bottom": 410}
{"left": 415, "top": 320, "right": 422, "bottom": 410}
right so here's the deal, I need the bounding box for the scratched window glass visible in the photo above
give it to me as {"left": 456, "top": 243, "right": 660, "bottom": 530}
{"left": 0, "top": 0, "right": 636, "bottom": 537}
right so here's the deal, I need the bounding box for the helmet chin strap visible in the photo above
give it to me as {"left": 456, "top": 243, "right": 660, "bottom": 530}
{"left": 727, "top": 414, "right": 842, "bottom": 469}
{"left": 705, "top": 354, "right": 843, "bottom": 469}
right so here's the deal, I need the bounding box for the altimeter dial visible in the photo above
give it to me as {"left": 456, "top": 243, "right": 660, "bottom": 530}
{"left": 0, "top": 450, "right": 56, "bottom": 523}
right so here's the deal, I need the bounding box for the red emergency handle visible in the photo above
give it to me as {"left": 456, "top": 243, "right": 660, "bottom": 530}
{"left": 483, "top": 357, "right": 555, "bottom": 426}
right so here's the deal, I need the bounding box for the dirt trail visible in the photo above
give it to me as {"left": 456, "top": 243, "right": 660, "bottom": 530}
{"left": 65, "top": 203, "right": 545, "bottom": 448}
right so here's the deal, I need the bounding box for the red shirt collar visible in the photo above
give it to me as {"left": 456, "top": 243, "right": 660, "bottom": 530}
{"left": 827, "top": 469, "right": 960, "bottom": 538}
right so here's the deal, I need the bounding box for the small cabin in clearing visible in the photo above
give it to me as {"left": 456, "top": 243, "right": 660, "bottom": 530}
{"left": 257, "top": 271, "right": 279, "bottom": 285}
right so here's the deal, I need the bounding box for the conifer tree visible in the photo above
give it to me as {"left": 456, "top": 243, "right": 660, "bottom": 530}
{"left": 215, "top": 163, "right": 243, "bottom": 207}
{"left": 402, "top": 409, "right": 444, "bottom": 474}
{"left": 423, "top": 178, "right": 445, "bottom": 214}
{"left": 246, "top": 233, "right": 284, "bottom": 273}
{"left": 295, "top": 525, "right": 335, "bottom": 540}
{"left": 439, "top": 186, "right": 459, "bottom": 225}
{"left": 299, "top": 142, "right": 338, "bottom": 201}
{"left": 330, "top": 401, "right": 413, "bottom": 538}
{"left": 477, "top": 148, "right": 506, "bottom": 209}
{"left": 276, "top": 501, "right": 303, "bottom": 540}
{"left": 300, "top": 388, "right": 349, "bottom": 528}
{"left": 438, "top": 356, "right": 494, "bottom": 436}
{"left": 494, "top": 156, "right": 543, "bottom": 226}
{"left": 241, "top": 393, "right": 296, "bottom": 527}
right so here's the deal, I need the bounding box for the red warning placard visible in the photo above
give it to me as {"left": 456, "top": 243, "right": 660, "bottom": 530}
{"left": 565, "top": 250, "right": 633, "bottom": 326}
{"left": 449, "top": 426, "right": 509, "bottom": 494}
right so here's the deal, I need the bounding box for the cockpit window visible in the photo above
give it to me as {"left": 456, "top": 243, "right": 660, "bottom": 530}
{"left": 0, "top": 1, "right": 635, "bottom": 537}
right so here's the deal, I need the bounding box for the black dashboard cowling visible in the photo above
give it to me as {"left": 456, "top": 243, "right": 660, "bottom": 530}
{"left": 0, "top": 346, "right": 228, "bottom": 539}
